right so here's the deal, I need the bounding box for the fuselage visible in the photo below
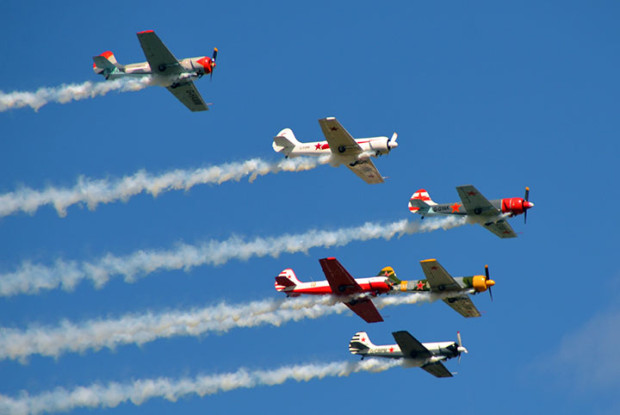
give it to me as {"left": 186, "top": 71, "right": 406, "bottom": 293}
{"left": 99, "top": 56, "right": 214, "bottom": 87}
{"left": 283, "top": 276, "right": 391, "bottom": 296}
{"left": 288, "top": 136, "right": 393, "bottom": 160}
{"left": 414, "top": 197, "right": 533, "bottom": 224}
{"left": 353, "top": 340, "right": 459, "bottom": 366}
{"left": 391, "top": 274, "right": 488, "bottom": 294}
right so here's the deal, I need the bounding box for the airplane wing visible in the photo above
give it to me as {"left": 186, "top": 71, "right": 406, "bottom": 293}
{"left": 419, "top": 259, "right": 462, "bottom": 291}
{"left": 346, "top": 159, "right": 384, "bottom": 184}
{"left": 484, "top": 220, "right": 517, "bottom": 239}
{"left": 421, "top": 362, "right": 453, "bottom": 378}
{"left": 319, "top": 257, "right": 383, "bottom": 323}
{"left": 392, "top": 331, "right": 432, "bottom": 359}
{"left": 442, "top": 295, "right": 481, "bottom": 318}
{"left": 456, "top": 185, "right": 501, "bottom": 217}
{"left": 318, "top": 117, "right": 362, "bottom": 156}
{"left": 166, "top": 82, "right": 208, "bottom": 112}
{"left": 137, "top": 30, "right": 182, "bottom": 74}
{"left": 343, "top": 299, "right": 383, "bottom": 323}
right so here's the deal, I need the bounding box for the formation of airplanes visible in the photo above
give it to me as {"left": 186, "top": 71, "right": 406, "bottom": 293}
{"left": 89, "top": 30, "right": 536, "bottom": 379}
{"left": 272, "top": 117, "right": 398, "bottom": 184}
{"left": 349, "top": 331, "right": 468, "bottom": 377}
{"left": 93, "top": 30, "right": 217, "bottom": 112}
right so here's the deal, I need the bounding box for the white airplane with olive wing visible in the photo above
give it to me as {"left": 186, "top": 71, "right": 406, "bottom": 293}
{"left": 409, "top": 185, "right": 534, "bottom": 238}
{"left": 272, "top": 117, "right": 398, "bottom": 184}
{"left": 93, "top": 30, "right": 217, "bottom": 112}
{"left": 349, "top": 331, "right": 468, "bottom": 378}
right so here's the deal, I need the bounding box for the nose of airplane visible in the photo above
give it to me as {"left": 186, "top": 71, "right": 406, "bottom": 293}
{"left": 525, "top": 201, "right": 534, "bottom": 209}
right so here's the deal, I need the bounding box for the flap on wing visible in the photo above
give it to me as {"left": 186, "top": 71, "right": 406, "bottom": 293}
{"left": 344, "top": 299, "right": 383, "bottom": 323}
{"left": 137, "top": 30, "right": 181, "bottom": 74}
{"left": 484, "top": 220, "right": 517, "bottom": 239}
{"left": 166, "top": 82, "right": 208, "bottom": 112}
{"left": 319, "top": 257, "right": 363, "bottom": 296}
{"left": 347, "top": 159, "right": 384, "bottom": 184}
{"left": 392, "top": 331, "right": 432, "bottom": 359}
{"left": 456, "top": 185, "right": 499, "bottom": 216}
{"left": 421, "top": 362, "right": 453, "bottom": 378}
{"left": 442, "top": 295, "right": 481, "bottom": 318}
{"left": 419, "top": 259, "right": 461, "bottom": 291}
{"left": 318, "top": 117, "right": 362, "bottom": 155}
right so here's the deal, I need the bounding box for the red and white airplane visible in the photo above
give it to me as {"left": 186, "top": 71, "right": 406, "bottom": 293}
{"left": 272, "top": 117, "right": 398, "bottom": 184}
{"left": 409, "top": 185, "right": 534, "bottom": 238}
{"left": 275, "top": 257, "right": 494, "bottom": 322}
{"left": 275, "top": 257, "right": 391, "bottom": 323}
{"left": 93, "top": 30, "right": 217, "bottom": 111}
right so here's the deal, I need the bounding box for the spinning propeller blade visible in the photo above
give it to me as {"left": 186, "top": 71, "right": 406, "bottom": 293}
{"left": 210, "top": 47, "right": 218, "bottom": 80}
{"left": 485, "top": 265, "right": 493, "bottom": 302}
{"left": 524, "top": 186, "right": 530, "bottom": 224}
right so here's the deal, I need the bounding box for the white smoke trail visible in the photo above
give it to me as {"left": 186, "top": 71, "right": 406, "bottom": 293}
{"left": 0, "top": 157, "right": 329, "bottom": 218}
{"left": 0, "top": 358, "right": 399, "bottom": 415}
{"left": 0, "top": 78, "right": 152, "bottom": 112}
{"left": 0, "top": 217, "right": 466, "bottom": 297}
{"left": 0, "top": 293, "right": 448, "bottom": 362}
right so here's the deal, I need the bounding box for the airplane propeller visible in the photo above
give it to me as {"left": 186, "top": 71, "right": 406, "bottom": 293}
{"left": 456, "top": 331, "right": 468, "bottom": 364}
{"left": 485, "top": 264, "right": 494, "bottom": 302}
{"left": 210, "top": 47, "right": 218, "bottom": 80}
{"left": 387, "top": 133, "right": 398, "bottom": 151}
{"left": 524, "top": 186, "right": 530, "bottom": 224}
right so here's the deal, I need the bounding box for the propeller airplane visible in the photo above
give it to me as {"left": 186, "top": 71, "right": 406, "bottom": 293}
{"left": 93, "top": 30, "right": 217, "bottom": 112}
{"left": 274, "top": 257, "right": 495, "bottom": 323}
{"left": 272, "top": 117, "right": 398, "bottom": 184}
{"left": 349, "top": 330, "right": 468, "bottom": 378}
{"left": 409, "top": 185, "right": 534, "bottom": 238}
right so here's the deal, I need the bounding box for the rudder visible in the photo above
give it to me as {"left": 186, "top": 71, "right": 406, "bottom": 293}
{"left": 349, "top": 331, "right": 375, "bottom": 355}
{"left": 272, "top": 128, "right": 300, "bottom": 156}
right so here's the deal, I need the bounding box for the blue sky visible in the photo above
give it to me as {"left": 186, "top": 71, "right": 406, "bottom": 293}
{"left": 1, "top": 1, "right": 620, "bottom": 414}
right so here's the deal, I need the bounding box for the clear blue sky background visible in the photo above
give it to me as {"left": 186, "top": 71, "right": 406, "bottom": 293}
{"left": 1, "top": 1, "right": 620, "bottom": 414}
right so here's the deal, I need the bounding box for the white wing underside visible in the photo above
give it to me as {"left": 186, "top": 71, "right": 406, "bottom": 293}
{"left": 318, "top": 117, "right": 384, "bottom": 184}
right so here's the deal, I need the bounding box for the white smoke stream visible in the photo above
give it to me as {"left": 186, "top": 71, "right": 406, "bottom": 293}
{"left": 0, "top": 156, "right": 329, "bottom": 218}
{"left": 0, "top": 359, "right": 400, "bottom": 415}
{"left": 0, "top": 217, "right": 466, "bottom": 297}
{"left": 0, "top": 78, "right": 152, "bottom": 112}
{"left": 0, "top": 293, "right": 449, "bottom": 362}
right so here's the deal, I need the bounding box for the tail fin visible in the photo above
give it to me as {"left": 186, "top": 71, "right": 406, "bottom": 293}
{"left": 272, "top": 128, "right": 300, "bottom": 156}
{"left": 274, "top": 268, "right": 302, "bottom": 292}
{"left": 409, "top": 188, "right": 436, "bottom": 213}
{"left": 349, "top": 332, "right": 375, "bottom": 355}
{"left": 92, "top": 51, "right": 123, "bottom": 76}
{"left": 377, "top": 266, "right": 400, "bottom": 284}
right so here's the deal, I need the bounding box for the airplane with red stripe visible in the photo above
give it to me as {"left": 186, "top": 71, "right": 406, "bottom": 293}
{"left": 93, "top": 30, "right": 217, "bottom": 112}
{"left": 272, "top": 117, "right": 398, "bottom": 184}
{"left": 408, "top": 185, "right": 534, "bottom": 238}
{"left": 274, "top": 257, "right": 495, "bottom": 322}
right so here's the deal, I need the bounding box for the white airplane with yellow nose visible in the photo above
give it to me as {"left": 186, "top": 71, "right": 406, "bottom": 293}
{"left": 272, "top": 117, "right": 398, "bottom": 184}
{"left": 93, "top": 30, "right": 217, "bottom": 112}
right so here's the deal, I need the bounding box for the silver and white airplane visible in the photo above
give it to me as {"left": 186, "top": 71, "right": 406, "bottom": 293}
{"left": 93, "top": 30, "right": 217, "bottom": 112}
{"left": 272, "top": 117, "right": 398, "bottom": 184}
{"left": 349, "top": 331, "right": 468, "bottom": 378}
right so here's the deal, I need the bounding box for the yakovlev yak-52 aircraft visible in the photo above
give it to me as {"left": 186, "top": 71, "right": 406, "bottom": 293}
{"left": 349, "top": 331, "right": 468, "bottom": 378}
{"left": 272, "top": 117, "right": 398, "bottom": 184}
{"left": 274, "top": 257, "right": 494, "bottom": 322}
{"left": 93, "top": 30, "right": 217, "bottom": 111}
{"left": 409, "top": 185, "right": 534, "bottom": 238}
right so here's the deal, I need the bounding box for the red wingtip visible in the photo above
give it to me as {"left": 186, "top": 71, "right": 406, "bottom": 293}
{"left": 137, "top": 30, "right": 154, "bottom": 34}
{"left": 101, "top": 51, "right": 114, "bottom": 58}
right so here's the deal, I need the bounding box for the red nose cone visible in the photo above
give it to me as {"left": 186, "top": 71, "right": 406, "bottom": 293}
{"left": 525, "top": 201, "right": 534, "bottom": 209}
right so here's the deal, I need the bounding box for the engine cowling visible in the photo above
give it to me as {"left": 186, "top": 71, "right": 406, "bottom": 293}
{"left": 472, "top": 275, "right": 495, "bottom": 292}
